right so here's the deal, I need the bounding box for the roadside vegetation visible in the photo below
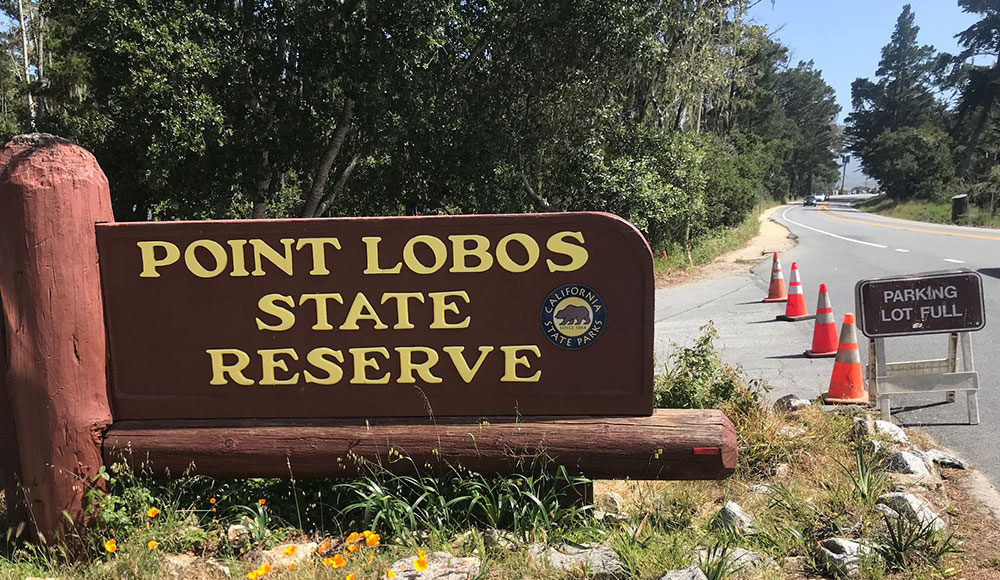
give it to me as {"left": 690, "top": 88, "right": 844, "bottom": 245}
{"left": 1, "top": 326, "right": 989, "bottom": 580}
{"left": 860, "top": 196, "right": 1000, "bottom": 229}
{"left": 654, "top": 203, "right": 771, "bottom": 277}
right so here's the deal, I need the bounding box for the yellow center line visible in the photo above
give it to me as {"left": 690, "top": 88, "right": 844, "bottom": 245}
{"left": 816, "top": 203, "right": 1000, "bottom": 242}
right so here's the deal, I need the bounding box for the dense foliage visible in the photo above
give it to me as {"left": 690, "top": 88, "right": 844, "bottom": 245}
{"left": 848, "top": 2, "right": 1000, "bottom": 211}
{"left": 1, "top": 1, "right": 843, "bottom": 253}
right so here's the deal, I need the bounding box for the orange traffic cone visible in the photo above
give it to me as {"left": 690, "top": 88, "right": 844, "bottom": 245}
{"left": 805, "top": 283, "right": 838, "bottom": 357}
{"left": 822, "top": 313, "right": 869, "bottom": 404}
{"left": 763, "top": 253, "right": 788, "bottom": 303}
{"left": 777, "top": 262, "right": 815, "bottom": 321}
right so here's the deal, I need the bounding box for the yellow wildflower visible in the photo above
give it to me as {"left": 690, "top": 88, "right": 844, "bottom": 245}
{"left": 348, "top": 544, "right": 360, "bottom": 552}
{"left": 284, "top": 545, "right": 297, "bottom": 557}
{"left": 147, "top": 540, "right": 159, "bottom": 550}
{"left": 146, "top": 507, "right": 160, "bottom": 518}
{"left": 366, "top": 533, "right": 381, "bottom": 547}
{"left": 347, "top": 575, "right": 356, "bottom": 580}
{"left": 104, "top": 539, "right": 117, "bottom": 553}
{"left": 387, "top": 571, "right": 397, "bottom": 578}
{"left": 414, "top": 557, "right": 429, "bottom": 572}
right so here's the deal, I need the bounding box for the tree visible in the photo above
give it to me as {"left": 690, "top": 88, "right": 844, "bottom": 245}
{"left": 865, "top": 126, "right": 954, "bottom": 201}
{"left": 949, "top": 0, "right": 1000, "bottom": 178}
{"left": 847, "top": 4, "right": 948, "bottom": 200}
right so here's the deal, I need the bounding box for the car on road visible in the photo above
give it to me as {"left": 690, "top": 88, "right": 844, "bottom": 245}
{"left": 813, "top": 193, "right": 827, "bottom": 203}
{"left": 803, "top": 195, "right": 816, "bottom": 206}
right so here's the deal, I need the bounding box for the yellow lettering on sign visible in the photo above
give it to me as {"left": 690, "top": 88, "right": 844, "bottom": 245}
{"left": 341, "top": 293, "right": 390, "bottom": 330}
{"left": 500, "top": 345, "right": 541, "bottom": 382}
{"left": 250, "top": 238, "right": 295, "bottom": 276}
{"left": 227, "top": 239, "right": 251, "bottom": 277}
{"left": 546, "top": 231, "right": 589, "bottom": 272}
{"left": 362, "top": 236, "right": 402, "bottom": 274}
{"left": 259, "top": 348, "right": 299, "bottom": 385}
{"left": 296, "top": 238, "right": 342, "bottom": 275}
{"left": 185, "top": 240, "right": 228, "bottom": 278}
{"left": 448, "top": 235, "right": 494, "bottom": 273}
{"left": 403, "top": 235, "right": 448, "bottom": 274}
{"left": 395, "top": 346, "right": 443, "bottom": 383}
{"left": 137, "top": 241, "right": 180, "bottom": 278}
{"left": 349, "top": 347, "right": 391, "bottom": 384}
{"left": 299, "top": 293, "right": 344, "bottom": 330}
{"left": 256, "top": 294, "right": 296, "bottom": 331}
{"left": 428, "top": 291, "right": 470, "bottom": 329}
{"left": 443, "top": 346, "right": 494, "bottom": 383}
{"left": 496, "top": 233, "right": 539, "bottom": 273}
{"left": 206, "top": 348, "right": 254, "bottom": 385}
{"left": 381, "top": 292, "right": 425, "bottom": 329}
{"left": 303, "top": 347, "right": 345, "bottom": 384}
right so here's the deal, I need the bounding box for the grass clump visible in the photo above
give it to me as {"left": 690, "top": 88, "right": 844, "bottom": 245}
{"left": 861, "top": 195, "right": 1000, "bottom": 227}
{"left": 654, "top": 204, "right": 768, "bottom": 275}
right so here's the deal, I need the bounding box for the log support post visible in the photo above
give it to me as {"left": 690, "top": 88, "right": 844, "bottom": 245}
{"left": 0, "top": 134, "right": 113, "bottom": 542}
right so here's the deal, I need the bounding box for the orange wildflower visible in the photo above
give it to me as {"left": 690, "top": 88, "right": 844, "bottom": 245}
{"left": 212, "top": 507, "right": 217, "bottom": 512}
{"left": 321, "top": 540, "right": 332, "bottom": 551}
{"left": 289, "top": 563, "right": 297, "bottom": 570}
{"left": 367, "top": 552, "right": 375, "bottom": 565}
{"left": 348, "top": 544, "right": 360, "bottom": 552}
{"left": 209, "top": 497, "right": 217, "bottom": 504}
{"left": 332, "top": 554, "right": 346, "bottom": 568}
{"left": 146, "top": 507, "right": 160, "bottom": 518}
{"left": 104, "top": 539, "right": 117, "bottom": 553}
{"left": 346, "top": 575, "right": 356, "bottom": 580}
{"left": 387, "top": 571, "right": 397, "bottom": 578}
{"left": 322, "top": 558, "right": 335, "bottom": 567}
{"left": 365, "top": 533, "right": 381, "bottom": 547}
{"left": 258, "top": 498, "right": 266, "bottom": 505}
{"left": 147, "top": 540, "right": 159, "bottom": 550}
{"left": 283, "top": 545, "right": 298, "bottom": 557}
{"left": 346, "top": 532, "right": 361, "bottom": 544}
{"left": 413, "top": 557, "right": 429, "bottom": 572}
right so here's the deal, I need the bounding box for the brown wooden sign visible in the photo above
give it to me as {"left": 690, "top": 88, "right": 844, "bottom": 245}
{"left": 96, "top": 213, "right": 654, "bottom": 420}
{"left": 855, "top": 270, "right": 985, "bottom": 338}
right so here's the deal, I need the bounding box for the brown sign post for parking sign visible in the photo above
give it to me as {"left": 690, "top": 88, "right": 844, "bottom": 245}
{"left": 0, "top": 135, "right": 737, "bottom": 544}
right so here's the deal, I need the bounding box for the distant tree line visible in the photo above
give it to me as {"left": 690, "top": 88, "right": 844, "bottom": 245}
{"left": 847, "top": 1, "right": 1000, "bottom": 214}
{"left": 1, "top": 0, "right": 841, "bottom": 256}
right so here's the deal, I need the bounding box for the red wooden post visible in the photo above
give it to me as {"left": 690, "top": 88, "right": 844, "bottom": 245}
{"left": 0, "top": 134, "right": 113, "bottom": 541}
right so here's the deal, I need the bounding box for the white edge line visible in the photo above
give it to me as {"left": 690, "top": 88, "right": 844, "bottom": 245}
{"left": 943, "top": 258, "right": 966, "bottom": 264}
{"left": 894, "top": 248, "right": 910, "bottom": 253}
{"left": 780, "top": 207, "right": 888, "bottom": 248}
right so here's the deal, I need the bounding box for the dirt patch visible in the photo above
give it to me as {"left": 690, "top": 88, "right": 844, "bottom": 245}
{"left": 656, "top": 205, "right": 797, "bottom": 288}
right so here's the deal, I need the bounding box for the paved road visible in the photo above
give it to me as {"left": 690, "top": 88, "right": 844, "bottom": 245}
{"left": 654, "top": 196, "right": 1000, "bottom": 485}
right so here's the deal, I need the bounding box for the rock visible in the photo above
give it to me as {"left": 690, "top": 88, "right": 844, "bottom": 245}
{"left": 528, "top": 543, "right": 627, "bottom": 579}
{"left": 484, "top": 528, "right": 519, "bottom": 550}
{"left": 595, "top": 491, "right": 625, "bottom": 513}
{"left": 592, "top": 509, "right": 627, "bottom": 524}
{"left": 260, "top": 542, "right": 317, "bottom": 571}
{"left": 777, "top": 425, "right": 807, "bottom": 438}
{"left": 749, "top": 483, "right": 771, "bottom": 497}
{"left": 887, "top": 451, "right": 930, "bottom": 477}
{"left": 658, "top": 566, "right": 708, "bottom": 580}
{"left": 781, "top": 555, "right": 806, "bottom": 572}
{"left": 227, "top": 524, "right": 250, "bottom": 549}
{"left": 696, "top": 547, "right": 773, "bottom": 571}
{"left": 774, "top": 394, "right": 811, "bottom": 412}
{"left": 873, "top": 420, "right": 908, "bottom": 444}
{"left": 874, "top": 504, "right": 899, "bottom": 519}
{"left": 877, "top": 493, "right": 945, "bottom": 531}
{"left": 390, "top": 551, "right": 481, "bottom": 580}
{"left": 816, "top": 538, "right": 871, "bottom": 577}
{"left": 162, "top": 554, "right": 231, "bottom": 579}
{"left": 714, "top": 502, "right": 756, "bottom": 534}
{"left": 924, "top": 449, "right": 968, "bottom": 469}
{"left": 774, "top": 463, "right": 791, "bottom": 478}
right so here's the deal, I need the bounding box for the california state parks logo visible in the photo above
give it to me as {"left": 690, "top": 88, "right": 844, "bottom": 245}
{"left": 540, "top": 284, "right": 606, "bottom": 349}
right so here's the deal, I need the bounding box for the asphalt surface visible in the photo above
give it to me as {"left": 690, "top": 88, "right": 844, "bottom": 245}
{"left": 654, "top": 195, "right": 1000, "bottom": 485}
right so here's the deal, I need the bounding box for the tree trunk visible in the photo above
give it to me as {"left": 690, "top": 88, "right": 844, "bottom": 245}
{"left": 956, "top": 96, "right": 994, "bottom": 178}
{"left": 300, "top": 98, "right": 354, "bottom": 218}
{"left": 315, "top": 150, "right": 362, "bottom": 217}
{"left": 17, "top": 0, "right": 35, "bottom": 126}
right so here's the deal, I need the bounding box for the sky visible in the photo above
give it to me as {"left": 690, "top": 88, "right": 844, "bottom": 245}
{"left": 748, "top": 0, "right": 981, "bottom": 187}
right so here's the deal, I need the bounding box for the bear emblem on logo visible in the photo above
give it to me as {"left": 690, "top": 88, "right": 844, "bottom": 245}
{"left": 540, "top": 284, "right": 606, "bottom": 349}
